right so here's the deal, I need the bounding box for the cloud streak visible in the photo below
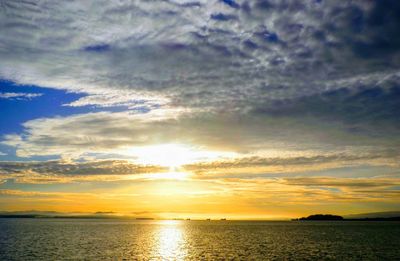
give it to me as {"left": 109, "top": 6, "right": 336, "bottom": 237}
{"left": 0, "top": 159, "right": 168, "bottom": 184}
{"left": 0, "top": 92, "right": 42, "bottom": 100}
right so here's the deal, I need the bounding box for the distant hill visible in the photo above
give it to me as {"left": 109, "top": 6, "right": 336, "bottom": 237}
{"left": 344, "top": 211, "right": 400, "bottom": 219}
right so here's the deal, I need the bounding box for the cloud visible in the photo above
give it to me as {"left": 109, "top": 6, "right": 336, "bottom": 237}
{"left": 184, "top": 153, "right": 400, "bottom": 176}
{"left": 0, "top": 92, "right": 42, "bottom": 100}
{"left": 1, "top": 176, "right": 399, "bottom": 205}
{"left": 282, "top": 177, "right": 400, "bottom": 190}
{"left": 0, "top": 0, "right": 399, "bottom": 111}
{"left": 201, "top": 176, "right": 400, "bottom": 204}
{"left": 2, "top": 110, "right": 193, "bottom": 158}
{"left": 251, "top": 83, "right": 400, "bottom": 139}
{"left": 0, "top": 189, "right": 75, "bottom": 197}
{"left": 0, "top": 160, "right": 167, "bottom": 176}
{"left": 0, "top": 189, "right": 141, "bottom": 205}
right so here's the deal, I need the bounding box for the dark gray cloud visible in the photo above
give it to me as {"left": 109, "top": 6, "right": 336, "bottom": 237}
{"left": 1, "top": 0, "right": 399, "bottom": 108}
{"left": 251, "top": 82, "right": 400, "bottom": 139}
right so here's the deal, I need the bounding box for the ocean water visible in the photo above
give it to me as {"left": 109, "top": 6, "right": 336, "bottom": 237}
{"left": 0, "top": 219, "right": 399, "bottom": 260}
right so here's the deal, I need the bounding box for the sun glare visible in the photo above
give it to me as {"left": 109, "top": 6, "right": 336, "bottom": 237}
{"left": 147, "top": 171, "right": 189, "bottom": 180}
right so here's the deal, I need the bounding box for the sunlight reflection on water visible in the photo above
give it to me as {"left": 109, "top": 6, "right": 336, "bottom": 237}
{"left": 154, "top": 220, "right": 187, "bottom": 260}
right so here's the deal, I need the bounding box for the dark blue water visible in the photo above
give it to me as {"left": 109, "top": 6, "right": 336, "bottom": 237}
{"left": 1, "top": 219, "right": 399, "bottom": 260}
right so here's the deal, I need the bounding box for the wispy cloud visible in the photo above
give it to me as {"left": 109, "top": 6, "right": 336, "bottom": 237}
{"left": 0, "top": 92, "right": 42, "bottom": 100}
{"left": 2, "top": 109, "right": 399, "bottom": 165}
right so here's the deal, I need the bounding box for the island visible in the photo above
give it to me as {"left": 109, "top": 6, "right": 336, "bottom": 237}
{"left": 294, "top": 214, "right": 344, "bottom": 221}
{"left": 292, "top": 214, "right": 400, "bottom": 221}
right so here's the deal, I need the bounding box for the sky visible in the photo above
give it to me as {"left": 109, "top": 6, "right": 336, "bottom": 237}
{"left": 0, "top": 0, "right": 399, "bottom": 219}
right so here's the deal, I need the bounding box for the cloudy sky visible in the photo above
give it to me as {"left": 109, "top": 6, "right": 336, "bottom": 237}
{"left": 0, "top": 0, "right": 399, "bottom": 219}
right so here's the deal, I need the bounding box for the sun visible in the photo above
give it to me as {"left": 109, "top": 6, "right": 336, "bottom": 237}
{"left": 126, "top": 144, "right": 195, "bottom": 169}
{"left": 123, "top": 143, "right": 235, "bottom": 170}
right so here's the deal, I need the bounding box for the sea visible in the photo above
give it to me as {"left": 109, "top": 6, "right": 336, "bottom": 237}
{"left": 0, "top": 219, "right": 399, "bottom": 260}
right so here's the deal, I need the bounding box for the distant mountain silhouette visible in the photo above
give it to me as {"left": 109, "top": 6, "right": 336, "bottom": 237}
{"left": 345, "top": 217, "right": 400, "bottom": 221}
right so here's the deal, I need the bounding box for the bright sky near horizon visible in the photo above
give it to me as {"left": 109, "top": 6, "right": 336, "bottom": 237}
{"left": 0, "top": 0, "right": 400, "bottom": 219}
